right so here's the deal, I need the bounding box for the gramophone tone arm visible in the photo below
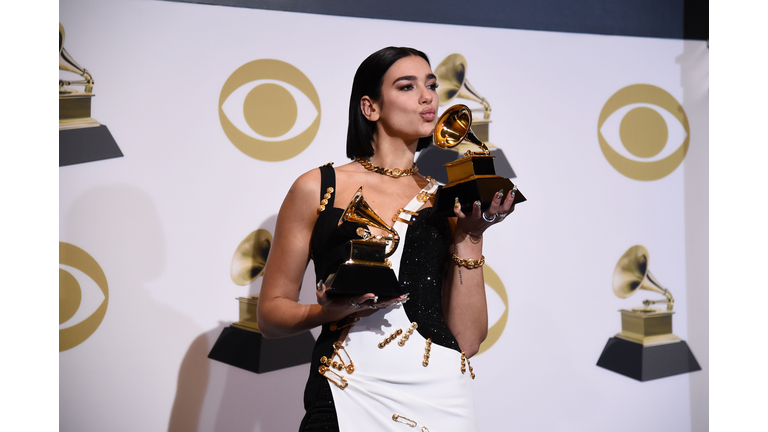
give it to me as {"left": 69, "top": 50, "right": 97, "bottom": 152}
{"left": 479, "top": 99, "right": 491, "bottom": 120}
{"left": 59, "top": 77, "right": 94, "bottom": 94}
{"left": 464, "top": 144, "right": 490, "bottom": 157}
{"left": 641, "top": 286, "right": 675, "bottom": 311}
{"left": 355, "top": 227, "right": 400, "bottom": 257}
{"left": 370, "top": 233, "right": 399, "bottom": 258}
{"left": 644, "top": 271, "right": 674, "bottom": 311}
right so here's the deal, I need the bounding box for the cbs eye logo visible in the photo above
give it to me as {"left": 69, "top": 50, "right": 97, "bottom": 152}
{"left": 219, "top": 59, "right": 321, "bottom": 162}
{"left": 60, "top": 242, "right": 109, "bottom": 351}
{"left": 477, "top": 264, "right": 508, "bottom": 356}
{"left": 598, "top": 84, "right": 690, "bottom": 181}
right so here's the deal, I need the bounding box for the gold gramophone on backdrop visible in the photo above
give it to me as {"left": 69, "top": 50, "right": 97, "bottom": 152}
{"left": 58, "top": 23, "right": 122, "bottom": 167}
{"left": 324, "top": 187, "right": 403, "bottom": 297}
{"left": 596, "top": 245, "right": 700, "bottom": 381}
{"left": 612, "top": 245, "right": 679, "bottom": 346}
{"left": 431, "top": 104, "right": 527, "bottom": 216}
{"left": 435, "top": 54, "right": 492, "bottom": 132}
{"left": 59, "top": 23, "right": 99, "bottom": 130}
{"left": 207, "top": 227, "right": 314, "bottom": 374}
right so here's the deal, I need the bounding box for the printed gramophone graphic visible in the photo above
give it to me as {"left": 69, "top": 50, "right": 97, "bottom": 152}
{"left": 59, "top": 23, "right": 122, "bottom": 166}
{"left": 208, "top": 229, "right": 314, "bottom": 374}
{"left": 417, "top": 54, "right": 518, "bottom": 189}
{"left": 59, "top": 24, "right": 98, "bottom": 130}
{"left": 596, "top": 245, "right": 700, "bottom": 381}
{"left": 324, "top": 187, "right": 403, "bottom": 297}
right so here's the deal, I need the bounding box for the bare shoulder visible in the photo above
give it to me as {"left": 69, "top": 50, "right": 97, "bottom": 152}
{"left": 288, "top": 167, "right": 322, "bottom": 200}
{"left": 275, "top": 168, "right": 324, "bottom": 223}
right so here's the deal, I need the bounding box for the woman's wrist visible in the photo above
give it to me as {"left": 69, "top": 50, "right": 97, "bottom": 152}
{"left": 452, "top": 229, "right": 483, "bottom": 264}
{"left": 454, "top": 227, "right": 483, "bottom": 246}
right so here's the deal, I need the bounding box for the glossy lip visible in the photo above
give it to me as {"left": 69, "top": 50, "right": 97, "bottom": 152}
{"left": 421, "top": 107, "right": 436, "bottom": 121}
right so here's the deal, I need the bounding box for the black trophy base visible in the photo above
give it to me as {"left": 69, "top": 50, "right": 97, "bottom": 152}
{"left": 208, "top": 326, "right": 314, "bottom": 374}
{"left": 432, "top": 177, "right": 527, "bottom": 217}
{"left": 324, "top": 263, "right": 403, "bottom": 297}
{"left": 60, "top": 125, "right": 123, "bottom": 167}
{"left": 596, "top": 337, "right": 701, "bottom": 381}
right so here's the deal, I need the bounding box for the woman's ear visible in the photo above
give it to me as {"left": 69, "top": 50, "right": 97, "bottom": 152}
{"left": 360, "top": 96, "right": 380, "bottom": 122}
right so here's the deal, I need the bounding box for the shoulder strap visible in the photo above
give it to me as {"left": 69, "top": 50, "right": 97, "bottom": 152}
{"left": 319, "top": 163, "right": 336, "bottom": 208}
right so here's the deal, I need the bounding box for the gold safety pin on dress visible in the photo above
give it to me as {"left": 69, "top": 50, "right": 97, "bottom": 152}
{"left": 398, "top": 322, "right": 418, "bottom": 347}
{"left": 392, "top": 209, "right": 420, "bottom": 225}
{"left": 392, "top": 414, "right": 417, "bottom": 427}
{"left": 319, "top": 325, "right": 356, "bottom": 388}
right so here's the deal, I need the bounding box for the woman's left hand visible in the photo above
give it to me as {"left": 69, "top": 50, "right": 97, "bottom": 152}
{"left": 453, "top": 186, "right": 517, "bottom": 237}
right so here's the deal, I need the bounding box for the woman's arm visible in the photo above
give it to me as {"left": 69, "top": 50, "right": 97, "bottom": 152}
{"left": 442, "top": 189, "right": 517, "bottom": 357}
{"left": 257, "top": 169, "right": 368, "bottom": 338}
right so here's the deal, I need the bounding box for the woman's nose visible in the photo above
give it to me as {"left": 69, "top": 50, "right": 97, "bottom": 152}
{"left": 420, "top": 87, "right": 433, "bottom": 104}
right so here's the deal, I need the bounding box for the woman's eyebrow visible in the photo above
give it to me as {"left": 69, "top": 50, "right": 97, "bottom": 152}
{"left": 392, "top": 73, "right": 437, "bottom": 84}
{"left": 393, "top": 75, "right": 417, "bottom": 84}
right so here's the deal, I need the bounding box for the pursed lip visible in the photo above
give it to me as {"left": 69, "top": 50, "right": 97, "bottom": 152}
{"left": 421, "top": 108, "right": 436, "bottom": 121}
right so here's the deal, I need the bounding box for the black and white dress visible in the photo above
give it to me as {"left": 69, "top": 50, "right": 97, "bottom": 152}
{"left": 300, "top": 164, "right": 479, "bottom": 432}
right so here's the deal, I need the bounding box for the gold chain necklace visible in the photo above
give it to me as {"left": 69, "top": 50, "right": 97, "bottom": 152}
{"left": 355, "top": 157, "right": 418, "bottom": 178}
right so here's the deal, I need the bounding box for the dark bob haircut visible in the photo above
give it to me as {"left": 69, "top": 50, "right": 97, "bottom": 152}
{"left": 346, "top": 47, "right": 434, "bottom": 159}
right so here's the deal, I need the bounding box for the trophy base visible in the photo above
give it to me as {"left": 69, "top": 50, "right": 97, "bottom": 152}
{"left": 60, "top": 125, "right": 123, "bottom": 167}
{"left": 596, "top": 337, "right": 701, "bottom": 381}
{"left": 432, "top": 176, "right": 527, "bottom": 217}
{"left": 324, "top": 263, "right": 403, "bottom": 297}
{"left": 208, "top": 325, "right": 315, "bottom": 374}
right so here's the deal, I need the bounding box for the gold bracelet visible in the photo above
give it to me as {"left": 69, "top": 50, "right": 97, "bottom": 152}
{"left": 451, "top": 254, "right": 485, "bottom": 269}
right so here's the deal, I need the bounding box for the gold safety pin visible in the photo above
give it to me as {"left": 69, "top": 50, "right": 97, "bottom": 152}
{"left": 392, "top": 413, "right": 417, "bottom": 427}
{"left": 318, "top": 365, "right": 348, "bottom": 389}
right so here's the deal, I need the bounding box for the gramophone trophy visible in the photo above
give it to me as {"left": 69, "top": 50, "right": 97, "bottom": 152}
{"left": 431, "top": 104, "right": 527, "bottom": 217}
{"left": 59, "top": 23, "right": 99, "bottom": 130}
{"left": 611, "top": 245, "right": 678, "bottom": 345}
{"left": 596, "top": 245, "right": 700, "bottom": 381}
{"left": 417, "top": 53, "right": 518, "bottom": 184}
{"left": 324, "top": 187, "right": 403, "bottom": 297}
{"left": 208, "top": 230, "right": 314, "bottom": 374}
{"left": 59, "top": 23, "right": 122, "bottom": 166}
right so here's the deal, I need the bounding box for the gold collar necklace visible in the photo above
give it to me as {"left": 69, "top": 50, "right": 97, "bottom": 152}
{"left": 355, "top": 157, "right": 418, "bottom": 179}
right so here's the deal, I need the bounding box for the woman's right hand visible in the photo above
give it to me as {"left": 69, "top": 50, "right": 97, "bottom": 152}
{"left": 315, "top": 282, "right": 408, "bottom": 321}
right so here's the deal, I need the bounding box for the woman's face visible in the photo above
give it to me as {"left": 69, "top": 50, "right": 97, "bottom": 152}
{"left": 372, "top": 55, "right": 439, "bottom": 143}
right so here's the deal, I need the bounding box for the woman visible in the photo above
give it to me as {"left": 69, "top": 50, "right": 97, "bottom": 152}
{"left": 257, "top": 46, "right": 517, "bottom": 431}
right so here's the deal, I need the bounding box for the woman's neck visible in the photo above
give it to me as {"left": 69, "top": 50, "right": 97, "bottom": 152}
{"left": 369, "top": 135, "right": 419, "bottom": 169}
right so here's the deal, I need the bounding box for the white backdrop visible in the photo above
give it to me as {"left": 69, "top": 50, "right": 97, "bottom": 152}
{"left": 59, "top": 1, "right": 709, "bottom": 430}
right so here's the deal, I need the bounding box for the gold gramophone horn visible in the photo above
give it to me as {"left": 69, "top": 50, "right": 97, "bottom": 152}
{"left": 612, "top": 245, "right": 674, "bottom": 311}
{"left": 340, "top": 187, "right": 400, "bottom": 257}
{"left": 230, "top": 229, "right": 273, "bottom": 285}
{"left": 434, "top": 104, "right": 489, "bottom": 155}
{"left": 434, "top": 53, "right": 491, "bottom": 120}
{"left": 59, "top": 23, "right": 94, "bottom": 94}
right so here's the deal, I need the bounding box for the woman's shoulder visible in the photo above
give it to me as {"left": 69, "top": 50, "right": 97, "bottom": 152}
{"left": 281, "top": 167, "right": 324, "bottom": 209}
{"left": 286, "top": 161, "right": 356, "bottom": 200}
